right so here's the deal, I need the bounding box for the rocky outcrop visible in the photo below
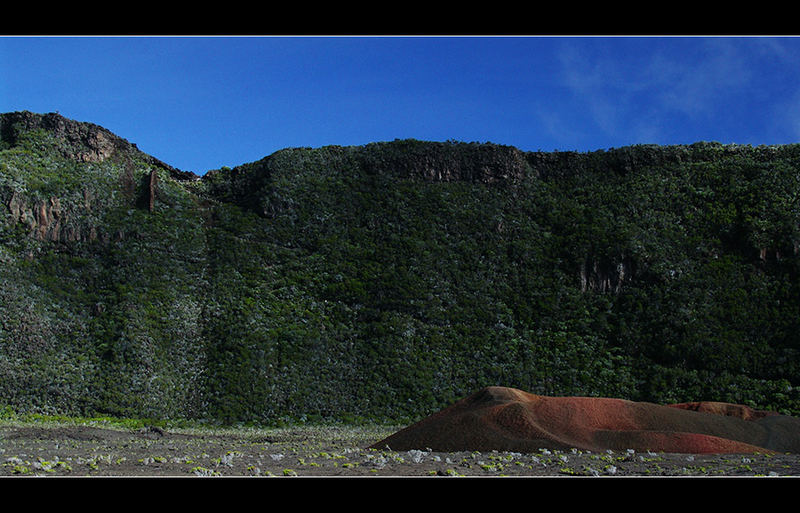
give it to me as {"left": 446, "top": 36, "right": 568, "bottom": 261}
{"left": 1, "top": 111, "right": 130, "bottom": 163}
{"left": 371, "top": 386, "right": 800, "bottom": 454}
{"left": 357, "top": 140, "right": 531, "bottom": 184}
{"left": 7, "top": 191, "right": 98, "bottom": 243}
{"left": 148, "top": 169, "right": 158, "bottom": 212}
{"left": 0, "top": 111, "right": 197, "bottom": 180}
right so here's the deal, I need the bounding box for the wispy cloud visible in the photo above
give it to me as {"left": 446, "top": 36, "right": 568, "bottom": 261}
{"left": 549, "top": 37, "right": 777, "bottom": 146}
{"left": 556, "top": 42, "right": 629, "bottom": 137}
{"left": 781, "top": 90, "right": 800, "bottom": 143}
{"left": 750, "top": 37, "right": 800, "bottom": 143}
{"left": 647, "top": 38, "right": 754, "bottom": 118}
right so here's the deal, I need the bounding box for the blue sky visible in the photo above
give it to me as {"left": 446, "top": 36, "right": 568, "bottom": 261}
{"left": 2, "top": 35, "right": 800, "bottom": 174}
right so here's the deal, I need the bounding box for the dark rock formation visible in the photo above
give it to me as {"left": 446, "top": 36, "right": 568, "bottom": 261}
{"left": 357, "top": 140, "right": 531, "bottom": 184}
{"left": 580, "top": 254, "right": 636, "bottom": 293}
{"left": 148, "top": 169, "right": 158, "bottom": 212}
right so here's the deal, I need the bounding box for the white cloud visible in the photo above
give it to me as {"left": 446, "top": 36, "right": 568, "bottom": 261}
{"left": 556, "top": 43, "right": 627, "bottom": 136}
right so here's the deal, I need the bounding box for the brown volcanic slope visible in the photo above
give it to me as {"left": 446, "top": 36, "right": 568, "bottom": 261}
{"left": 370, "top": 387, "right": 800, "bottom": 454}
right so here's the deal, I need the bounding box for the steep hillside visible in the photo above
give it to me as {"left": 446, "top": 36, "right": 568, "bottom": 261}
{"left": 2, "top": 111, "right": 799, "bottom": 425}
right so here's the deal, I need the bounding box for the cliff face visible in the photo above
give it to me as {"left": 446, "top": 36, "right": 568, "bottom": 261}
{"left": 2, "top": 111, "right": 800, "bottom": 424}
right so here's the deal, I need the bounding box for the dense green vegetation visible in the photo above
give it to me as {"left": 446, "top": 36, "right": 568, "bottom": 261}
{"left": 2, "top": 111, "right": 800, "bottom": 426}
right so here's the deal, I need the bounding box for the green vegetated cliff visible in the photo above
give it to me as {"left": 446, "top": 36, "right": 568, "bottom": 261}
{"left": 2, "top": 111, "right": 800, "bottom": 425}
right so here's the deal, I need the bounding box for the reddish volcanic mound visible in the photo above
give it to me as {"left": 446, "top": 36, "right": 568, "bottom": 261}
{"left": 370, "top": 387, "right": 800, "bottom": 454}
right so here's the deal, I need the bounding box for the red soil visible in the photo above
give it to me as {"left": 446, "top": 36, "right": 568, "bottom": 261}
{"left": 370, "top": 387, "right": 800, "bottom": 454}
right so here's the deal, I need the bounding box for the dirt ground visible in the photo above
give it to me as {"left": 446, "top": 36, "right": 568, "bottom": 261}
{"left": 2, "top": 423, "right": 799, "bottom": 478}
